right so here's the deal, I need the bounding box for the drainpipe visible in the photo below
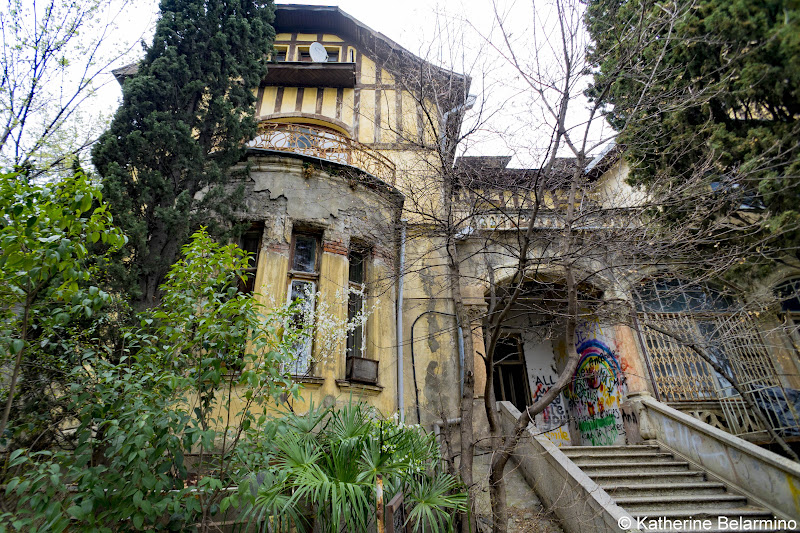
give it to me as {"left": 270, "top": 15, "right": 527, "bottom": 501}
{"left": 457, "top": 326, "right": 465, "bottom": 398}
{"left": 439, "top": 95, "right": 477, "bottom": 155}
{"left": 432, "top": 417, "right": 462, "bottom": 471}
{"left": 396, "top": 220, "right": 407, "bottom": 423}
{"left": 432, "top": 417, "right": 462, "bottom": 436}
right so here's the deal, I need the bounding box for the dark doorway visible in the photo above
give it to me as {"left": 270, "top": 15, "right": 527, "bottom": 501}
{"left": 492, "top": 335, "right": 531, "bottom": 413}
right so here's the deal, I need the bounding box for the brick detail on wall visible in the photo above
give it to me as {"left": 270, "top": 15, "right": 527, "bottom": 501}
{"left": 372, "top": 245, "right": 393, "bottom": 264}
{"left": 323, "top": 240, "right": 348, "bottom": 256}
{"left": 265, "top": 242, "right": 290, "bottom": 254}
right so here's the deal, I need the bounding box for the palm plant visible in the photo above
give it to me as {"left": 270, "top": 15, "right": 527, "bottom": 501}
{"left": 230, "top": 402, "right": 467, "bottom": 532}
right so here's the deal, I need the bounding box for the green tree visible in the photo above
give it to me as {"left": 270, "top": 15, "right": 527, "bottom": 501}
{"left": 585, "top": 0, "right": 800, "bottom": 272}
{"left": 92, "top": 0, "right": 276, "bottom": 308}
{"left": 1, "top": 228, "right": 306, "bottom": 532}
{"left": 0, "top": 0, "right": 135, "bottom": 178}
{"left": 0, "top": 170, "right": 126, "bottom": 445}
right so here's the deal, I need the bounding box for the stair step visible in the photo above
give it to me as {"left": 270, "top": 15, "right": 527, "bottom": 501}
{"left": 590, "top": 471, "right": 706, "bottom": 485}
{"left": 569, "top": 452, "right": 675, "bottom": 465}
{"left": 617, "top": 493, "right": 748, "bottom": 512}
{"left": 579, "top": 460, "right": 690, "bottom": 474}
{"left": 568, "top": 450, "right": 672, "bottom": 458}
{"left": 567, "top": 443, "right": 779, "bottom": 532}
{"left": 601, "top": 482, "right": 727, "bottom": 498}
{"left": 562, "top": 445, "right": 660, "bottom": 455}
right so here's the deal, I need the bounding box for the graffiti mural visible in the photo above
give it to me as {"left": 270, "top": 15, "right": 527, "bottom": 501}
{"left": 531, "top": 372, "right": 571, "bottom": 447}
{"left": 568, "top": 320, "right": 627, "bottom": 446}
{"left": 521, "top": 339, "right": 571, "bottom": 447}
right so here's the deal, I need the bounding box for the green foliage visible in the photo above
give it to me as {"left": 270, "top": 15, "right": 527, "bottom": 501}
{"left": 230, "top": 403, "right": 467, "bottom": 533}
{"left": 3, "top": 363, "right": 195, "bottom": 532}
{"left": 585, "top": 0, "right": 800, "bottom": 271}
{"left": 0, "top": 227, "right": 307, "bottom": 531}
{"left": 0, "top": 183, "right": 462, "bottom": 531}
{"left": 92, "top": 0, "right": 276, "bottom": 306}
{"left": 142, "top": 228, "right": 306, "bottom": 423}
{"left": 0, "top": 169, "right": 126, "bottom": 446}
{"left": 0, "top": 170, "right": 125, "bottom": 315}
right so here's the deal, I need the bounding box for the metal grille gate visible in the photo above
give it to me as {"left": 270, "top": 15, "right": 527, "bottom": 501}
{"left": 639, "top": 311, "right": 800, "bottom": 441}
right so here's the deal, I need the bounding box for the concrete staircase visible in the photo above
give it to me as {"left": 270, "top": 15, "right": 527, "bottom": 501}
{"left": 560, "top": 444, "right": 782, "bottom": 532}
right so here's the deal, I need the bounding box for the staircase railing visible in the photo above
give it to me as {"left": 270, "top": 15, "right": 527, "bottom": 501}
{"left": 626, "top": 391, "right": 800, "bottom": 520}
{"left": 497, "top": 401, "right": 639, "bottom": 532}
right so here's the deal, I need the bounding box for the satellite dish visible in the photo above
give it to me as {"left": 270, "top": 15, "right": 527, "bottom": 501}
{"left": 309, "top": 42, "right": 328, "bottom": 63}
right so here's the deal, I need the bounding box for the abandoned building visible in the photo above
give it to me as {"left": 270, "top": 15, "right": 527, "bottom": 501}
{"left": 114, "top": 3, "right": 800, "bottom": 528}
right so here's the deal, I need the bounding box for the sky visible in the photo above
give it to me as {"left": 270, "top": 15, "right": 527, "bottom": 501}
{"left": 95, "top": 0, "right": 613, "bottom": 167}
{"left": 99, "top": 0, "right": 497, "bottom": 105}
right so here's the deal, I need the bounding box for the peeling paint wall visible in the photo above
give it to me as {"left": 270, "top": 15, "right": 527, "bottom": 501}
{"left": 246, "top": 21, "right": 465, "bottom": 427}
{"left": 399, "top": 236, "right": 461, "bottom": 428}
{"left": 227, "top": 154, "right": 402, "bottom": 417}
{"left": 231, "top": 14, "right": 800, "bottom": 447}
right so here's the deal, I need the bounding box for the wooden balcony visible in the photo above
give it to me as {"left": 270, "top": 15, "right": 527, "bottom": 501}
{"left": 248, "top": 122, "right": 396, "bottom": 185}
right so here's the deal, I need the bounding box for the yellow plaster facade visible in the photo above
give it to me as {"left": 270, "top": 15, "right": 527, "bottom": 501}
{"left": 216, "top": 5, "right": 800, "bottom": 449}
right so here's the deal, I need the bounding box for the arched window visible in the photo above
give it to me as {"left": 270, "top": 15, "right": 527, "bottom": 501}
{"left": 634, "top": 278, "right": 734, "bottom": 314}
{"left": 635, "top": 277, "right": 798, "bottom": 440}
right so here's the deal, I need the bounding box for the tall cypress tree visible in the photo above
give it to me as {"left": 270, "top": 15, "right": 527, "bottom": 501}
{"left": 93, "top": 0, "right": 275, "bottom": 307}
{"left": 585, "top": 0, "right": 800, "bottom": 273}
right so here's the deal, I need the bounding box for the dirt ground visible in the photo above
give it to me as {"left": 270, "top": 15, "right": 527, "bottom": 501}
{"left": 472, "top": 451, "right": 564, "bottom": 533}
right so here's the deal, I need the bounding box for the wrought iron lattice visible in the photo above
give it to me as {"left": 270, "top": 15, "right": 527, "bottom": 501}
{"left": 640, "top": 311, "right": 800, "bottom": 441}
{"left": 248, "top": 122, "right": 396, "bottom": 185}
{"left": 639, "top": 312, "right": 720, "bottom": 401}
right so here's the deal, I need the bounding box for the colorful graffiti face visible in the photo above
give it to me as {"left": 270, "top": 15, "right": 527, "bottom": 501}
{"left": 570, "top": 339, "right": 622, "bottom": 404}
{"left": 569, "top": 336, "right": 626, "bottom": 446}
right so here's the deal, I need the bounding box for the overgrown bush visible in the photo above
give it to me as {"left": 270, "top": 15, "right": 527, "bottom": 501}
{"left": 0, "top": 179, "right": 465, "bottom": 532}
{"left": 1, "top": 225, "right": 309, "bottom": 531}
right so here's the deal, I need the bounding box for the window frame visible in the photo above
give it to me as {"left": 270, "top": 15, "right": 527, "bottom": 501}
{"left": 288, "top": 231, "right": 321, "bottom": 279}
{"left": 346, "top": 248, "right": 367, "bottom": 360}
{"left": 635, "top": 277, "right": 756, "bottom": 402}
{"left": 491, "top": 334, "right": 532, "bottom": 412}
{"left": 777, "top": 278, "right": 800, "bottom": 358}
{"left": 271, "top": 45, "right": 288, "bottom": 62}
{"left": 296, "top": 45, "right": 341, "bottom": 63}
{"left": 344, "top": 245, "right": 379, "bottom": 384}
{"left": 286, "top": 230, "right": 322, "bottom": 376}
{"left": 238, "top": 222, "right": 264, "bottom": 295}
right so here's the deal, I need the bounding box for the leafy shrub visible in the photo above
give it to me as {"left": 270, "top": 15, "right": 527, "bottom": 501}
{"left": 1, "top": 227, "right": 308, "bottom": 531}
{"left": 229, "top": 403, "right": 467, "bottom": 533}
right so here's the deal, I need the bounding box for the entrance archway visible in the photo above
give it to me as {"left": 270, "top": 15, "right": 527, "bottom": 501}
{"left": 484, "top": 276, "right": 625, "bottom": 447}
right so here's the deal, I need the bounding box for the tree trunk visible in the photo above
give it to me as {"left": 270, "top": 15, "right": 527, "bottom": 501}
{"left": 447, "top": 236, "right": 477, "bottom": 533}
{"left": 488, "top": 151, "right": 583, "bottom": 532}
{"left": 136, "top": 208, "right": 186, "bottom": 309}
{"left": 0, "top": 297, "right": 31, "bottom": 441}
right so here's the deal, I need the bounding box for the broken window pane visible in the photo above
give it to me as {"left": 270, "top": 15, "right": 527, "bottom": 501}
{"left": 348, "top": 250, "right": 364, "bottom": 284}
{"left": 346, "top": 290, "right": 364, "bottom": 358}
{"left": 292, "top": 234, "right": 317, "bottom": 272}
{"left": 288, "top": 279, "right": 315, "bottom": 375}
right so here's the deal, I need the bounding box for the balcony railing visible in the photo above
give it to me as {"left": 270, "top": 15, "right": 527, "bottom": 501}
{"left": 466, "top": 208, "right": 636, "bottom": 232}
{"left": 248, "top": 123, "right": 396, "bottom": 185}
